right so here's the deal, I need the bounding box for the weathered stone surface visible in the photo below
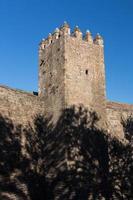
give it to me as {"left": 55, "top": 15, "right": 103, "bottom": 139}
{"left": 106, "top": 101, "right": 133, "bottom": 138}
{"left": 0, "top": 85, "right": 45, "bottom": 124}
{"left": 39, "top": 24, "right": 106, "bottom": 127}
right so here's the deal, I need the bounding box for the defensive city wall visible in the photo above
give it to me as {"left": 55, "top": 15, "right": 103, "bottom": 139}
{"left": 0, "top": 22, "right": 133, "bottom": 140}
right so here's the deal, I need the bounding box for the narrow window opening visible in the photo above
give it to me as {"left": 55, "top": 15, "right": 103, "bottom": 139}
{"left": 85, "top": 70, "right": 88, "bottom": 75}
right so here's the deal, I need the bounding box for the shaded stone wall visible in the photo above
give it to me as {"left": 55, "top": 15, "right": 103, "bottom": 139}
{"left": 0, "top": 85, "right": 45, "bottom": 125}
{"left": 106, "top": 101, "right": 133, "bottom": 139}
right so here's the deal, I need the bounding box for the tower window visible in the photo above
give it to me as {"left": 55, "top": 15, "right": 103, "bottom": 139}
{"left": 85, "top": 70, "right": 88, "bottom": 75}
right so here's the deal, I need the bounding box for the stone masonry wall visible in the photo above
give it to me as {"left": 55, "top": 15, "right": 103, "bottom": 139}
{"left": 64, "top": 34, "right": 106, "bottom": 126}
{"left": 106, "top": 101, "right": 133, "bottom": 139}
{"left": 1, "top": 84, "right": 133, "bottom": 140}
{"left": 39, "top": 34, "right": 66, "bottom": 122}
{"left": 0, "top": 85, "right": 45, "bottom": 125}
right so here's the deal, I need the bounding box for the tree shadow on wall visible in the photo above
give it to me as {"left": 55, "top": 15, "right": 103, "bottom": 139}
{"left": 0, "top": 115, "right": 49, "bottom": 200}
{"left": 0, "top": 106, "right": 133, "bottom": 200}
{"left": 0, "top": 106, "right": 110, "bottom": 200}
{"left": 108, "top": 115, "right": 133, "bottom": 200}
{"left": 42, "top": 106, "right": 110, "bottom": 200}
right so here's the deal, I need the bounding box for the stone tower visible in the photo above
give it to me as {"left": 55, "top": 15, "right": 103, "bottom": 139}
{"left": 39, "top": 22, "right": 106, "bottom": 124}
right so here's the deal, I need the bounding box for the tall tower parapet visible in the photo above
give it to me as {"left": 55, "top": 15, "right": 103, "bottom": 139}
{"left": 39, "top": 23, "right": 106, "bottom": 125}
{"left": 53, "top": 28, "right": 60, "bottom": 40}
{"left": 94, "top": 33, "right": 104, "bottom": 46}
{"left": 60, "top": 22, "right": 70, "bottom": 36}
{"left": 73, "top": 26, "right": 82, "bottom": 39}
{"left": 46, "top": 33, "right": 52, "bottom": 45}
{"left": 85, "top": 30, "right": 93, "bottom": 44}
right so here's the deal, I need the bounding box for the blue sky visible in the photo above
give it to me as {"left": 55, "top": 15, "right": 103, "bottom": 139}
{"left": 0, "top": 0, "right": 133, "bottom": 103}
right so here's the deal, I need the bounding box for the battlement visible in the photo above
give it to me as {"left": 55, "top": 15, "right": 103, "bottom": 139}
{"left": 39, "top": 22, "right": 104, "bottom": 51}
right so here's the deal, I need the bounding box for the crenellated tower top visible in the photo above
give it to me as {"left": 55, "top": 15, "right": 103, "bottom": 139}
{"left": 39, "top": 22, "right": 104, "bottom": 51}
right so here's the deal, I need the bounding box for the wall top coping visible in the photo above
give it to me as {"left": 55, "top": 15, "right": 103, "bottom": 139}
{"left": 0, "top": 85, "right": 38, "bottom": 98}
{"left": 107, "top": 101, "right": 133, "bottom": 112}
